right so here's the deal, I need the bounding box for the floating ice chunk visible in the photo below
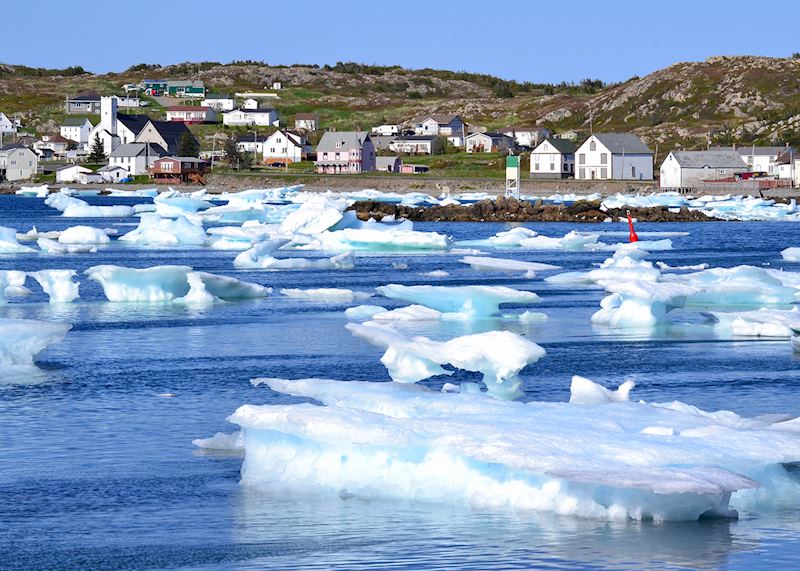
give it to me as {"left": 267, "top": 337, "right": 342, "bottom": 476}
{"left": 459, "top": 227, "right": 539, "bottom": 248}
{"left": 86, "top": 264, "right": 194, "bottom": 301}
{"left": 376, "top": 284, "right": 539, "bottom": 317}
{"left": 0, "top": 270, "right": 29, "bottom": 302}
{"left": 280, "top": 288, "right": 371, "bottom": 302}
{"left": 15, "top": 184, "right": 49, "bottom": 197}
{"left": 29, "top": 270, "right": 80, "bottom": 303}
{"left": 0, "top": 318, "right": 71, "bottom": 367}
{"left": 45, "top": 194, "right": 134, "bottom": 218}
{"left": 37, "top": 237, "right": 97, "bottom": 255}
{"left": 520, "top": 230, "right": 601, "bottom": 251}
{"left": 232, "top": 239, "right": 292, "bottom": 268}
{"left": 459, "top": 256, "right": 560, "bottom": 273}
{"left": 592, "top": 281, "right": 701, "bottom": 328}
{"left": 192, "top": 431, "right": 243, "bottom": 450}
{"left": 569, "top": 375, "right": 635, "bottom": 404}
{"left": 119, "top": 214, "right": 207, "bottom": 246}
{"left": 519, "top": 310, "right": 549, "bottom": 323}
{"left": 86, "top": 265, "right": 269, "bottom": 302}
{"left": 58, "top": 225, "right": 111, "bottom": 244}
{"left": 422, "top": 270, "right": 449, "bottom": 277}
{"left": 370, "top": 304, "right": 444, "bottom": 322}
{"left": 656, "top": 261, "right": 710, "bottom": 271}
{"left": 346, "top": 321, "right": 545, "bottom": 399}
{"left": 706, "top": 308, "right": 800, "bottom": 338}
{"left": 236, "top": 249, "right": 354, "bottom": 271}
{"left": 391, "top": 262, "right": 409, "bottom": 270}
{"left": 17, "top": 227, "right": 60, "bottom": 242}
{"left": 153, "top": 193, "right": 213, "bottom": 217}
{"left": 667, "top": 266, "right": 798, "bottom": 307}
{"left": 781, "top": 248, "right": 800, "bottom": 262}
{"left": 317, "top": 228, "right": 451, "bottom": 251}
{"left": 344, "top": 305, "right": 389, "bottom": 320}
{"left": 279, "top": 195, "right": 346, "bottom": 235}
{"left": 0, "top": 226, "right": 37, "bottom": 253}
{"left": 225, "top": 376, "right": 800, "bottom": 521}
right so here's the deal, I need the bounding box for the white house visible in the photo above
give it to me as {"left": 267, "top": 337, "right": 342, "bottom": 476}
{"left": 86, "top": 97, "right": 149, "bottom": 155}
{"left": 165, "top": 106, "right": 217, "bottom": 124}
{"left": 0, "top": 112, "right": 18, "bottom": 135}
{"left": 315, "top": 131, "right": 376, "bottom": 174}
{"left": 711, "top": 145, "right": 795, "bottom": 176}
{"left": 236, "top": 134, "right": 268, "bottom": 155}
{"left": 372, "top": 124, "right": 399, "bottom": 136}
{"left": 659, "top": 150, "right": 748, "bottom": 188}
{"left": 97, "top": 164, "right": 130, "bottom": 182}
{"left": 530, "top": 138, "right": 576, "bottom": 179}
{"left": 465, "top": 132, "right": 514, "bottom": 153}
{"left": 243, "top": 98, "right": 259, "bottom": 110}
{"left": 34, "top": 134, "right": 75, "bottom": 157}
{"left": 413, "top": 115, "right": 466, "bottom": 138}
{"left": 56, "top": 164, "right": 93, "bottom": 184}
{"left": 201, "top": 94, "right": 235, "bottom": 112}
{"left": 60, "top": 118, "right": 93, "bottom": 149}
{"left": 262, "top": 130, "right": 311, "bottom": 164}
{"left": 499, "top": 125, "right": 551, "bottom": 148}
{"left": 0, "top": 144, "right": 38, "bottom": 181}
{"left": 223, "top": 108, "right": 279, "bottom": 127}
{"left": 294, "top": 113, "right": 318, "bottom": 132}
{"left": 575, "top": 133, "right": 653, "bottom": 181}
{"left": 389, "top": 135, "right": 440, "bottom": 155}
{"left": 108, "top": 143, "right": 167, "bottom": 176}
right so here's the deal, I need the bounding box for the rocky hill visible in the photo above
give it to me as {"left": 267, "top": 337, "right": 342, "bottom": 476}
{"left": 2, "top": 56, "right": 800, "bottom": 152}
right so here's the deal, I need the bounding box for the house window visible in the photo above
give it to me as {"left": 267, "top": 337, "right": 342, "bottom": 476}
{"left": 600, "top": 167, "right": 607, "bottom": 178}
{"left": 579, "top": 168, "right": 585, "bottom": 179}
{"left": 550, "top": 162, "right": 555, "bottom": 171}
{"left": 600, "top": 153, "right": 607, "bottom": 164}
{"left": 590, "top": 140, "right": 596, "bottom": 151}
{"left": 578, "top": 153, "right": 585, "bottom": 164}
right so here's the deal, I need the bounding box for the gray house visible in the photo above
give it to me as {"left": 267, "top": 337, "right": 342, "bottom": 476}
{"left": 0, "top": 143, "right": 39, "bottom": 181}
{"left": 659, "top": 150, "right": 747, "bottom": 188}
{"left": 315, "top": 131, "right": 376, "bottom": 174}
{"left": 376, "top": 156, "right": 401, "bottom": 173}
{"left": 575, "top": 133, "right": 653, "bottom": 180}
{"left": 66, "top": 92, "right": 102, "bottom": 114}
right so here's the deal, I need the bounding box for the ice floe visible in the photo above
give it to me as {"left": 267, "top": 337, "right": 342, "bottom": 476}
{"left": 376, "top": 284, "right": 539, "bottom": 318}
{"left": 280, "top": 288, "right": 371, "bottom": 302}
{"left": 29, "top": 270, "right": 80, "bottom": 303}
{"left": 0, "top": 318, "right": 71, "bottom": 368}
{"left": 0, "top": 226, "right": 37, "bottom": 253}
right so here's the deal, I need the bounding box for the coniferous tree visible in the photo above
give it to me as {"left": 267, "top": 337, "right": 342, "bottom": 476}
{"left": 177, "top": 132, "right": 200, "bottom": 157}
{"left": 223, "top": 135, "right": 240, "bottom": 169}
{"left": 88, "top": 135, "right": 106, "bottom": 162}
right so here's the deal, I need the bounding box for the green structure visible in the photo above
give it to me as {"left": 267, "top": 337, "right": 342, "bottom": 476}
{"left": 505, "top": 153, "right": 520, "bottom": 199}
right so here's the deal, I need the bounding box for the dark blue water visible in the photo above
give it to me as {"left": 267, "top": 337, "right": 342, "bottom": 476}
{"left": 0, "top": 195, "right": 799, "bottom": 570}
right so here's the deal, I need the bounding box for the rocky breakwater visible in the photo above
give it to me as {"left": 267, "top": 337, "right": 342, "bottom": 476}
{"left": 349, "top": 197, "right": 719, "bottom": 223}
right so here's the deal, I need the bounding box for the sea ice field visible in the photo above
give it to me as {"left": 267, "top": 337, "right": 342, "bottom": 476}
{"left": 2, "top": 188, "right": 800, "bottom": 570}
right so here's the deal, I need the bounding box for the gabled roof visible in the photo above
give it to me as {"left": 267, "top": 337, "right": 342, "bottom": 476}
{"left": 415, "top": 114, "right": 461, "bottom": 125}
{"left": 43, "top": 134, "right": 72, "bottom": 144}
{"left": 142, "top": 120, "right": 193, "bottom": 143}
{"left": 157, "top": 156, "right": 208, "bottom": 163}
{"left": 376, "top": 156, "right": 400, "bottom": 168}
{"left": 227, "top": 107, "right": 276, "bottom": 114}
{"left": 316, "top": 131, "right": 371, "bottom": 153}
{"left": 56, "top": 164, "right": 92, "bottom": 173}
{"left": 467, "top": 131, "right": 513, "bottom": 140}
{"left": 712, "top": 145, "right": 795, "bottom": 157}
{"left": 68, "top": 92, "right": 101, "bottom": 102}
{"left": 236, "top": 134, "right": 269, "bottom": 143}
{"left": 592, "top": 133, "right": 652, "bottom": 154}
{"left": 668, "top": 150, "right": 748, "bottom": 169}
{"left": 117, "top": 113, "right": 151, "bottom": 135}
{"left": 97, "top": 164, "right": 129, "bottom": 172}
{"left": 393, "top": 135, "right": 437, "bottom": 142}
{"left": 0, "top": 143, "right": 27, "bottom": 151}
{"left": 166, "top": 106, "right": 212, "bottom": 112}
{"left": 61, "top": 117, "right": 92, "bottom": 127}
{"left": 109, "top": 142, "right": 167, "bottom": 158}
{"left": 535, "top": 137, "right": 577, "bottom": 154}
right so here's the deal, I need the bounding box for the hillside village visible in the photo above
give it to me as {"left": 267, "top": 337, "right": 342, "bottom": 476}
{"left": 2, "top": 56, "right": 800, "bottom": 193}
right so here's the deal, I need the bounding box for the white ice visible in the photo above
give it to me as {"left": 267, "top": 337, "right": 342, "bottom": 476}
{"left": 344, "top": 305, "right": 389, "bottom": 320}
{"left": 15, "top": 184, "right": 49, "bottom": 197}
{"left": 781, "top": 247, "right": 800, "bottom": 262}
{"left": 459, "top": 256, "right": 560, "bottom": 273}
{"left": 706, "top": 307, "right": 800, "bottom": 338}
{"left": 29, "top": 270, "right": 80, "bottom": 303}
{"left": 232, "top": 239, "right": 291, "bottom": 268}
{"left": 0, "top": 270, "right": 30, "bottom": 302}
{"left": 346, "top": 321, "right": 545, "bottom": 400}
{"left": 85, "top": 265, "right": 269, "bottom": 302}
{"left": 58, "top": 225, "right": 111, "bottom": 245}
{"left": 45, "top": 193, "right": 134, "bottom": 218}
{"left": 0, "top": 318, "right": 71, "bottom": 368}
{"left": 376, "top": 284, "right": 539, "bottom": 318}
{"left": 317, "top": 228, "right": 451, "bottom": 251}
{"left": 0, "top": 226, "right": 36, "bottom": 253}
{"left": 38, "top": 237, "right": 97, "bottom": 255}
{"left": 280, "top": 288, "right": 371, "bottom": 302}
{"left": 119, "top": 214, "right": 207, "bottom": 246}
{"left": 223, "top": 376, "right": 800, "bottom": 521}
{"left": 279, "top": 195, "right": 346, "bottom": 235}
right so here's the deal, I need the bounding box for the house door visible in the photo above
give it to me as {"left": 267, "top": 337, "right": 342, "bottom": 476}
{"left": 591, "top": 169, "right": 596, "bottom": 180}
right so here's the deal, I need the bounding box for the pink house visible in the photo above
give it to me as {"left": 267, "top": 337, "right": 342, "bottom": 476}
{"left": 314, "top": 131, "right": 376, "bottom": 174}
{"left": 165, "top": 106, "right": 217, "bottom": 124}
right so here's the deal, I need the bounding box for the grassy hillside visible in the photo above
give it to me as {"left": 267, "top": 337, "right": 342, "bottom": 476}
{"left": 3, "top": 56, "right": 800, "bottom": 158}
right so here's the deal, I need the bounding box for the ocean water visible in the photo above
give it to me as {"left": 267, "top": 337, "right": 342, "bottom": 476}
{"left": 0, "top": 195, "right": 799, "bottom": 570}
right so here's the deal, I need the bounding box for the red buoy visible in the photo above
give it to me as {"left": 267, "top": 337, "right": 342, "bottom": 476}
{"left": 627, "top": 210, "right": 639, "bottom": 243}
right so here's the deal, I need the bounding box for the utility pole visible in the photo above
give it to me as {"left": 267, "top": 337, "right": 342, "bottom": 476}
{"left": 253, "top": 129, "right": 258, "bottom": 165}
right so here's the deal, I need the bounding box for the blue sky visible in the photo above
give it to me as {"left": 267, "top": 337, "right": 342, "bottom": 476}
{"left": 1, "top": 0, "right": 798, "bottom": 82}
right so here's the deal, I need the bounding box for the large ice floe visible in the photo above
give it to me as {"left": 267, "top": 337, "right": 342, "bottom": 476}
{"left": 0, "top": 226, "right": 37, "bottom": 254}
{"left": 705, "top": 307, "right": 800, "bottom": 338}
{"left": 234, "top": 238, "right": 355, "bottom": 270}
{"left": 119, "top": 214, "right": 208, "bottom": 247}
{"left": 29, "top": 270, "right": 80, "bottom": 303}
{"left": 459, "top": 255, "right": 560, "bottom": 274}
{"left": 85, "top": 265, "right": 269, "bottom": 302}
{"left": 220, "top": 375, "right": 800, "bottom": 522}
{"left": 376, "top": 284, "right": 539, "bottom": 318}
{"left": 45, "top": 192, "right": 134, "bottom": 218}
{"left": 0, "top": 270, "right": 30, "bottom": 302}
{"left": 346, "top": 321, "right": 546, "bottom": 400}
{"left": 57, "top": 225, "right": 112, "bottom": 245}
{"left": 0, "top": 318, "right": 71, "bottom": 368}
{"left": 459, "top": 227, "right": 672, "bottom": 252}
